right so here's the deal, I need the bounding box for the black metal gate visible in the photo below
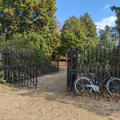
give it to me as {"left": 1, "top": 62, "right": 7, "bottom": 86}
{"left": 0, "top": 48, "right": 38, "bottom": 88}
{"left": 67, "top": 46, "right": 120, "bottom": 92}
{"left": 67, "top": 48, "right": 78, "bottom": 91}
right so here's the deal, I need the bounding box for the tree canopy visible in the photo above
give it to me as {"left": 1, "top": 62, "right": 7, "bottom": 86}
{"left": 59, "top": 13, "right": 98, "bottom": 55}
{"left": 0, "top": 0, "right": 60, "bottom": 55}
{"left": 111, "top": 6, "right": 120, "bottom": 46}
{"left": 0, "top": 0, "right": 57, "bottom": 36}
{"left": 111, "top": 6, "right": 120, "bottom": 35}
{"left": 98, "top": 25, "right": 115, "bottom": 47}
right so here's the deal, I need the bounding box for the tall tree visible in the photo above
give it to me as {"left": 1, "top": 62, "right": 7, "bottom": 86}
{"left": 80, "top": 13, "right": 98, "bottom": 46}
{"left": 0, "top": 0, "right": 57, "bottom": 38}
{"left": 59, "top": 14, "right": 98, "bottom": 55}
{"left": 99, "top": 25, "right": 114, "bottom": 47}
{"left": 59, "top": 16, "right": 87, "bottom": 54}
{"left": 0, "top": 0, "right": 60, "bottom": 54}
{"left": 111, "top": 6, "right": 120, "bottom": 46}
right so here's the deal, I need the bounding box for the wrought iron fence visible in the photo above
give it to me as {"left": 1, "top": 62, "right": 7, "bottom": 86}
{"left": 67, "top": 45, "right": 120, "bottom": 91}
{"left": 0, "top": 48, "right": 59, "bottom": 88}
{"left": 0, "top": 48, "right": 38, "bottom": 88}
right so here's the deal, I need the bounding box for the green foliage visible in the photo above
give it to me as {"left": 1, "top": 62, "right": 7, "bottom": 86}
{"left": 98, "top": 25, "right": 115, "bottom": 48}
{"left": 111, "top": 6, "right": 120, "bottom": 35}
{"left": 0, "top": 0, "right": 57, "bottom": 37}
{"left": 59, "top": 14, "right": 98, "bottom": 55}
{"left": 0, "top": 61, "right": 4, "bottom": 83}
{"left": 36, "top": 50, "right": 59, "bottom": 75}
{"left": 4, "top": 33, "right": 34, "bottom": 50}
{"left": 80, "top": 13, "right": 98, "bottom": 45}
{"left": 0, "top": 34, "right": 6, "bottom": 49}
{"left": 37, "top": 50, "right": 50, "bottom": 68}
{"left": 111, "top": 6, "right": 120, "bottom": 46}
{"left": 3, "top": 30, "right": 60, "bottom": 55}
{"left": 0, "top": 0, "right": 60, "bottom": 55}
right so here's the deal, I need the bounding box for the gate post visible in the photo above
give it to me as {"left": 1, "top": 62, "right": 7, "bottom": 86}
{"left": 67, "top": 47, "right": 72, "bottom": 91}
{"left": 67, "top": 48, "right": 78, "bottom": 92}
{"left": 72, "top": 48, "right": 78, "bottom": 88}
{"left": 56, "top": 55, "right": 59, "bottom": 71}
{"left": 35, "top": 49, "right": 38, "bottom": 89}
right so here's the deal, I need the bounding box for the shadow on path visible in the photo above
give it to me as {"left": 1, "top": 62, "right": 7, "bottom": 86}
{"left": 12, "top": 67, "right": 120, "bottom": 118}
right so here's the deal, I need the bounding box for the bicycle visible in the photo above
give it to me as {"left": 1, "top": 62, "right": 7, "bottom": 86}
{"left": 74, "top": 64, "right": 120, "bottom": 95}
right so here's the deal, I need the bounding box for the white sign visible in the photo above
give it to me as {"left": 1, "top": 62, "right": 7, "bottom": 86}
{"left": 0, "top": 53, "right": 2, "bottom": 60}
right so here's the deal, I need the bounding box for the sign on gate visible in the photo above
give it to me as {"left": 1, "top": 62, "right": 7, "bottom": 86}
{"left": 0, "top": 52, "right": 2, "bottom": 61}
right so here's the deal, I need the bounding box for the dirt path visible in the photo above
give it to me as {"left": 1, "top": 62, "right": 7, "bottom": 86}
{"left": 0, "top": 67, "right": 120, "bottom": 120}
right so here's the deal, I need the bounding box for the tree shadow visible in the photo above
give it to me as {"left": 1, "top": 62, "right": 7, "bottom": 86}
{"left": 10, "top": 67, "right": 120, "bottom": 118}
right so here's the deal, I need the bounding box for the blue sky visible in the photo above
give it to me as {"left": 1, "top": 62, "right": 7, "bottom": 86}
{"left": 55, "top": 0, "right": 119, "bottom": 29}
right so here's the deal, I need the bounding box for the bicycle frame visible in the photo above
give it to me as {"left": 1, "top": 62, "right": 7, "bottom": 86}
{"left": 91, "top": 70, "right": 111, "bottom": 85}
{"left": 87, "top": 70, "right": 111, "bottom": 93}
{"left": 74, "top": 65, "right": 120, "bottom": 95}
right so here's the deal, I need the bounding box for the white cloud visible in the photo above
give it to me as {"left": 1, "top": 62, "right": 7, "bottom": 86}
{"left": 95, "top": 16, "right": 117, "bottom": 30}
{"left": 104, "top": 5, "right": 111, "bottom": 9}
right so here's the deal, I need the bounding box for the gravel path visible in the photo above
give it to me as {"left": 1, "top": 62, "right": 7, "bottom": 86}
{"left": 0, "top": 67, "right": 120, "bottom": 120}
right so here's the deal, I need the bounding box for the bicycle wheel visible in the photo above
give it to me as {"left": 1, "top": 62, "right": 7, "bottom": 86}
{"left": 74, "top": 76, "right": 93, "bottom": 95}
{"left": 106, "top": 77, "right": 120, "bottom": 95}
